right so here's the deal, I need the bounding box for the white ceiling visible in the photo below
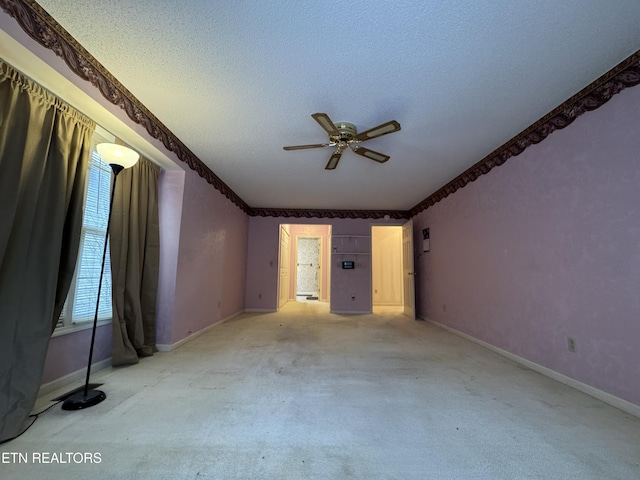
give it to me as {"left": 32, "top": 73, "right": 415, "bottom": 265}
{"left": 19, "top": 1, "right": 640, "bottom": 210}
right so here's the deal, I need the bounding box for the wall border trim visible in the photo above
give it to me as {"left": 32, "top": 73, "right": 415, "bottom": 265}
{"left": 3, "top": 0, "right": 639, "bottom": 220}
{"left": 0, "top": 0, "right": 251, "bottom": 213}
{"left": 410, "top": 51, "right": 640, "bottom": 216}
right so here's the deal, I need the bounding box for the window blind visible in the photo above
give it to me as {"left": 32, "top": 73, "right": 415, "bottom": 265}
{"left": 56, "top": 131, "right": 114, "bottom": 329}
{"left": 71, "top": 150, "right": 113, "bottom": 322}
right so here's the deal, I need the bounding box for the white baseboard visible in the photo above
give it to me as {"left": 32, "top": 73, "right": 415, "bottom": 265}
{"left": 156, "top": 310, "right": 244, "bottom": 352}
{"left": 424, "top": 318, "right": 640, "bottom": 419}
{"left": 38, "top": 357, "right": 112, "bottom": 399}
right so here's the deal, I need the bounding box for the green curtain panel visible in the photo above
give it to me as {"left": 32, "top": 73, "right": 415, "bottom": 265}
{"left": 110, "top": 153, "right": 160, "bottom": 366}
{"left": 0, "top": 60, "right": 95, "bottom": 442}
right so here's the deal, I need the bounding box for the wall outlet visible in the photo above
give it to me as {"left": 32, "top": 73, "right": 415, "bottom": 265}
{"left": 567, "top": 337, "right": 577, "bottom": 353}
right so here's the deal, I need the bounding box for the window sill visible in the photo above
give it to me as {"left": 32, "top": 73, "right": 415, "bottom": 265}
{"left": 52, "top": 319, "right": 112, "bottom": 338}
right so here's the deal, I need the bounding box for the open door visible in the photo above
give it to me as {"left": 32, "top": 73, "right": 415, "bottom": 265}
{"left": 278, "top": 225, "right": 290, "bottom": 310}
{"left": 402, "top": 220, "right": 416, "bottom": 319}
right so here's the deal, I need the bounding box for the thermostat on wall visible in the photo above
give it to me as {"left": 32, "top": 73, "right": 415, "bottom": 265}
{"left": 342, "top": 261, "right": 355, "bottom": 269}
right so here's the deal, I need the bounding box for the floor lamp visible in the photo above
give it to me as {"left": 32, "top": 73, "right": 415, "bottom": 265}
{"left": 62, "top": 143, "right": 139, "bottom": 410}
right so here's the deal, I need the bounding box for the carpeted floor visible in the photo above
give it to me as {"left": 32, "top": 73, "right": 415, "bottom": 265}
{"left": 2, "top": 300, "right": 640, "bottom": 479}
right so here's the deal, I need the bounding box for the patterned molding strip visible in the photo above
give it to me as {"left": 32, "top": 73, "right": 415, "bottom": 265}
{"left": 250, "top": 207, "right": 410, "bottom": 220}
{"left": 1, "top": 0, "right": 251, "bottom": 213}
{"left": 3, "top": 0, "right": 639, "bottom": 220}
{"left": 409, "top": 51, "right": 640, "bottom": 217}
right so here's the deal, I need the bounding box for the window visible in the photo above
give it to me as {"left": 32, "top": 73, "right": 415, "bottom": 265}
{"left": 56, "top": 130, "right": 114, "bottom": 331}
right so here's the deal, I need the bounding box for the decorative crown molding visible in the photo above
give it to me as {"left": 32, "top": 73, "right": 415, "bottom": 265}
{"left": 1, "top": 0, "right": 251, "bottom": 214}
{"left": 3, "top": 0, "right": 639, "bottom": 220}
{"left": 249, "top": 207, "right": 410, "bottom": 220}
{"left": 409, "top": 51, "right": 640, "bottom": 216}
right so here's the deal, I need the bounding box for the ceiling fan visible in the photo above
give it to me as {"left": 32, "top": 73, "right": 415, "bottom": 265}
{"left": 283, "top": 113, "right": 401, "bottom": 170}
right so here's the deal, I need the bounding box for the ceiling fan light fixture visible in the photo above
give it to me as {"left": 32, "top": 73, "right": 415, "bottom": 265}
{"left": 284, "top": 113, "right": 400, "bottom": 170}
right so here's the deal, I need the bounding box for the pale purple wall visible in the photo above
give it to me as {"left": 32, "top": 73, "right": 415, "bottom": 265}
{"left": 41, "top": 325, "right": 111, "bottom": 384}
{"left": 413, "top": 85, "right": 640, "bottom": 406}
{"left": 245, "top": 216, "right": 406, "bottom": 313}
{"left": 155, "top": 169, "right": 185, "bottom": 345}
{"left": 170, "top": 167, "right": 249, "bottom": 343}
{"left": 245, "top": 217, "right": 281, "bottom": 311}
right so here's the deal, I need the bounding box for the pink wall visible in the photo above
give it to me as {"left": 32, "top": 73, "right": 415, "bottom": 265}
{"left": 169, "top": 167, "right": 249, "bottom": 344}
{"left": 42, "top": 325, "right": 111, "bottom": 384}
{"left": 245, "top": 216, "right": 406, "bottom": 313}
{"left": 412, "top": 85, "right": 640, "bottom": 406}
{"left": 155, "top": 170, "right": 185, "bottom": 345}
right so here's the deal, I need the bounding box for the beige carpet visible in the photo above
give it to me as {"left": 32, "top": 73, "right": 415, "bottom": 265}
{"left": 2, "top": 300, "right": 640, "bottom": 479}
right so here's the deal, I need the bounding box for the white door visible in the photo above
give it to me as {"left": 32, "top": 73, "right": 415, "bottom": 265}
{"left": 402, "top": 220, "right": 416, "bottom": 319}
{"left": 278, "top": 226, "right": 290, "bottom": 309}
{"left": 371, "top": 226, "right": 403, "bottom": 306}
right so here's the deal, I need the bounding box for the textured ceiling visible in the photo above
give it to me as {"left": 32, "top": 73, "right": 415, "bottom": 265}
{"left": 19, "top": 1, "right": 640, "bottom": 210}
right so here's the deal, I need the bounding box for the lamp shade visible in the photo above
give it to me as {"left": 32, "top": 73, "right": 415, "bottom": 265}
{"left": 96, "top": 143, "right": 140, "bottom": 169}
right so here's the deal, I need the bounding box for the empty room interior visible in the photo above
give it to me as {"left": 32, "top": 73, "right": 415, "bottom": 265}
{"left": 1, "top": 1, "right": 640, "bottom": 478}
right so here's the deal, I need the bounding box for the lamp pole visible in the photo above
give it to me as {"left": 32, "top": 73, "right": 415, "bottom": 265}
{"left": 62, "top": 145, "right": 138, "bottom": 410}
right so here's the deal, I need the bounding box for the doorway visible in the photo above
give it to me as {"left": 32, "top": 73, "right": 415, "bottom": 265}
{"left": 277, "top": 224, "right": 331, "bottom": 308}
{"left": 296, "top": 236, "right": 321, "bottom": 300}
{"left": 372, "top": 226, "right": 403, "bottom": 307}
{"left": 371, "top": 221, "right": 415, "bottom": 319}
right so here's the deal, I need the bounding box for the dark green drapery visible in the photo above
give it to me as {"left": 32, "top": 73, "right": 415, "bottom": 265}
{"left": 110, "top": 153, "right": 160, "bottom": 366}
{"left": 0, "top": 60, "right": 94, "bottom": 442}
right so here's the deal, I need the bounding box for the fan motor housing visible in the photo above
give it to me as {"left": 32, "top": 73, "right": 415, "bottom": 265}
{"left": 333, "top": 122, "right": 357, "bottom": 141}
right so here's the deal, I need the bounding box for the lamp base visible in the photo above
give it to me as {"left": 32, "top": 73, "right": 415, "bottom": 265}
{"left": 61, "top": 389, "right": 106, "bottom": 410}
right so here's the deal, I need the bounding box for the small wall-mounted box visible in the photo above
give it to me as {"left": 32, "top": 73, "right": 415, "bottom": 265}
{"left": 342, "top": 261, "right": 355, "bottom": 269}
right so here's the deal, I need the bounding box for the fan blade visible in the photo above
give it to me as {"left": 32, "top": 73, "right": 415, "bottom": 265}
{"left": 283, "top": 143, "right": 332, "bottom": 150}
{"left": 312, "top": 113, "right": 340, "bottom": 137}
{"left": 325, "top": 151, "right": 342, "bottom": 170}
{"left": 351, "top": 145, "right": 390, "bottom": 163}
{"left": 353, "top": 120, "right": 401, "bottom": 142}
